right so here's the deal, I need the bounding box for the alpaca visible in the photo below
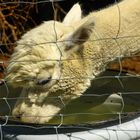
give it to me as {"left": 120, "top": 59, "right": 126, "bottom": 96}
{"left": 6, "top": 0, "right": 140, "bottom": 123}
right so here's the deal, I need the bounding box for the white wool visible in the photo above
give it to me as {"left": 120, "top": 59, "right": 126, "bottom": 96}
{"left": 6, "top": 0, "right": 140, "bottom": 123}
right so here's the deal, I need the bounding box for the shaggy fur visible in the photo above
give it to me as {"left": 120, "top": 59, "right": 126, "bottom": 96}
{"left": 6, "top": 0, "right": 140, "bottom": 123}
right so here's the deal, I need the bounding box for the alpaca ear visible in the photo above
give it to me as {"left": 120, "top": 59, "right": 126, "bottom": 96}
{"left": 63, "top": 3, "right": 82, "bottom": 25}
{"left": 64, "top": 20, "right": 94, "bottom": 51}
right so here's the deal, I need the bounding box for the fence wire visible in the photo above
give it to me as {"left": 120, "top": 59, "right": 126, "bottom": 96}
{"left": 1, "top": 0, "right": 140, "bottom": 140}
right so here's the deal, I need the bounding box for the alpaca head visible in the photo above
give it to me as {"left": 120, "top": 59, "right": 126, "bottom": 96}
{"left": 6, "top": 3, "right": 94, "bottom": 89}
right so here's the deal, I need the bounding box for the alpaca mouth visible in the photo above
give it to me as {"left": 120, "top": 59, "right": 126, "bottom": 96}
{"left": 36, "top": 76, "right": 52, "bottom": 85}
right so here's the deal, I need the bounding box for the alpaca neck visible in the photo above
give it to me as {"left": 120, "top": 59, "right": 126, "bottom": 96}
{"left": 83, "top": 0, "right": 140, "bottom": 76}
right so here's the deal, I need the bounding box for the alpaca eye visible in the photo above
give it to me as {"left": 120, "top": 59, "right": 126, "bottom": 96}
{"left": 36, "top": 76, "right": 52, "bottom": 85}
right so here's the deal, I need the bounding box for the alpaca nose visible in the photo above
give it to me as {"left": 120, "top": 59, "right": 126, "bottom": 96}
{"left": 36, "top": 76, "right": 52, "bottom": 85}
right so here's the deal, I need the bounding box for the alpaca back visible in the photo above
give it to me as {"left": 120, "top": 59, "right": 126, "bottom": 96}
{"left": 80, "top": 0, "right": 140, "bottom": 75}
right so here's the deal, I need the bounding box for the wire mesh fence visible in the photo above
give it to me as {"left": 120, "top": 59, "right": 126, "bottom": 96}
{"left": 0, "top": 0, "right": 140, "bottom": 139}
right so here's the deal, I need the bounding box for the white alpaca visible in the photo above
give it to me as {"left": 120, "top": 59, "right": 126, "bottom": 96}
{"left": 6, "top": 0, "right": 140, "bottom": 123}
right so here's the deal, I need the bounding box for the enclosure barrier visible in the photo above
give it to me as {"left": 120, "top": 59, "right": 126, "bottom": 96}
{"left": 1, "top": 0, "right": 140, "bottom": 140}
